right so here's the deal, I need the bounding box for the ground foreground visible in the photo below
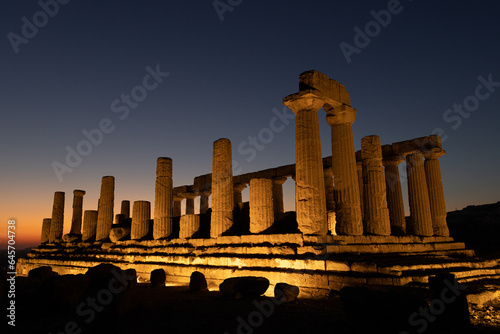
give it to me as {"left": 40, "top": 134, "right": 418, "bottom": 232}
{"left": 7, "top": 279, "right": 500, "bottom": 334}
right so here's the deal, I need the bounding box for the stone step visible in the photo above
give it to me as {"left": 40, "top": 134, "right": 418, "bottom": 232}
{"left": 325, "top": 241, "right": 466, "bottom": 254}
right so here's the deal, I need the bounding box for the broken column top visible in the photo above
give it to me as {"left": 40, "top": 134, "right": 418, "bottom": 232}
{"left": 297, "top": 70, "right": 351, "bottom": 107}
{"left": 73, "top": 190, "right": 86, "bottom": 196}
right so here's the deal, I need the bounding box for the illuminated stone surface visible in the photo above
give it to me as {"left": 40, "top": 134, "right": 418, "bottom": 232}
{"left": 131, "top": 200, "right": 151, "bottom": 240}
{"left": 96, "top": 176, "right": 115, "bottom": 241}
{"left": 211, "top": 138, "right": 234, "bottom": 238}
{"left": 40, "top": 218, "right": 51, "bottom": 244}
{"left": 272, "top": 177, "right": 287, "bottom": 220}
{"left": 383, "top": 155, "right": 406, "bottom": 235}
{"left": 249, "top": 178, "right": 274, "bottom": 233}
{"left": 179, "top": 214, "right": 200, "bottom": 239}
{"left": 361, "top": 135, "right": 390, "bottom": 236}
{"left": 49, "top": 191, "right": 65, "bottom": 242}
{"left": 283, "top": 92, "right": 327, "bottom": 235}
{"left": 406, "top": 153, "right": 433, "bottom": 236}
{"left": 82, "top": 210, "right": 98, "bottom": 242}
{"left": 69, "top": 190, "right": 86, "bottom": 235}
{"left": 121, "top": 200, "right": 130, "bottom": 219}
{"left": 154, "top": 157, "right": 173, "bottom": 239}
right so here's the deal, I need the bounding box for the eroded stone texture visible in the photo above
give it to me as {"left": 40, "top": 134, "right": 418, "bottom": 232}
{"left": 131, "top": 200, "right": 151, "bottom": 240}
{"left": 211, "top": 138, "right": 234, "bottom": 238}
{"left": 233, "top": 183, "right": 247, "bottom": 207}
{"left": 326, "top": 105, "right": 363, "bottom": 235}
{"left": 424, "top": 148, "right": 450, "bottom": 236}
{"left": 173, "top": 196, "right": 182, "bottom": 217}
{"left": 109, "top": 227, "right": 131, "bottom": 242}
{"left": 272, "top": 177, "right": 287, "bottom": 220}
{"left": 249, "top": 178, "right": 274, "bottom": 233}
{"left": 49, "top": 191, "right": 65, "bottom": 242}
{"left": 179, "top": 214, "right": 200, "bottom": 239}
{"left": 185, "top": 194, "right": 197, "bottom": 215}
{"left": 121, "top": 200, "right": 130, "bottom": 219}
{"left": 361, "top": 135, "right": 390, "bottom": 235}
{"left": 96, "top": 176, "right": 115, "bottom": 241}
{"left": 383, "top": 155, "right": 406, "bottom": 235}
{"left": 41, "top": 218, "right": 51, "bottom": 244}
{"left": 356, "top": 159, "right": 364, "bottom": 221}
{"left": 283, "top": 92, "right": 327, "bottom": 235}
{"left": 154, "top": 157, "right": 173, "bottom": 239}
{"left": 82, "top": 210, "right": 98, "bottom": 242}
{"left": 406, "top": 153, "right": 433, "bottom": 236}
{"left": 69, "top": 190, "right": 86, "bottom": 235}
{"left": 324, "top": 168, "right": 335, "bottom": 212}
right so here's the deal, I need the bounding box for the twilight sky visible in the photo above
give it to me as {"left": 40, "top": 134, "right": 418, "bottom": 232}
{"left": 1, "top": 0, "right": 499, "bottom": 249}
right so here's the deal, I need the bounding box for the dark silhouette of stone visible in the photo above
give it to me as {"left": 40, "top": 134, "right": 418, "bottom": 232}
{"left": 28, "top": 266, "right": 58, "bottom": 282}
{"left": 275, "top": 282, "right": 299, "bottom": 302}
{"left": 189, "top": 271, "right": 208, "bottom": 292}
{"left": 219, "top": 276, "right": 269, "bottom": 299}
{"left": 124, "top": 268, "right": 137, "bottom": 289}
{"left": 340, "top": 286, "right": 429, "bottom": 334}
{"left": 428, "top": 273, "right": 470, "bottom": 332}
{"left": 150, "top": 268, "right": 166, "bottom": 287}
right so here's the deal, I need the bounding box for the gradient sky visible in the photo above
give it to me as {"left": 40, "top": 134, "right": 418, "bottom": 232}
{"left": 1, "top": 0, "right": 499, "bottom": 249}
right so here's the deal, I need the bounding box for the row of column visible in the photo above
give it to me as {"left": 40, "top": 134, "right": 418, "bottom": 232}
{"left": 283, "top": 90, "right": 450, "bottom": 237}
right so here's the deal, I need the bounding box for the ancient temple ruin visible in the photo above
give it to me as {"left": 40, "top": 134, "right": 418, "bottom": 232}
{"left": 18, "top": 70, "right": 500, "bottom": 296}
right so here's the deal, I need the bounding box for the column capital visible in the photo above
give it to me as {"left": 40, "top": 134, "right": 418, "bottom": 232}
{"left": 423, "top": 148, "right": 446, "bottom": 160}
{"left": 283, "top": 92, "right": 324, "bottom": 114}
{"left": 272, "top": 177, "right": 287, "bottom": 185}
{"left": 182, "top": 192, "right": 198, "bottom": 200}
{"left": 383, "top": 155, "right": 405, "bottom": 167}
{"left": 73, "top": 189, "right": 86, "bottom": 196}
{"left": 325, "top": 104, "right": 357, "bottom": 126}
{"left": 173, "top": 195, "right": 183, "bottom": 202}
{"left": 233, "top": 183, "right": 247, "bottom": 192}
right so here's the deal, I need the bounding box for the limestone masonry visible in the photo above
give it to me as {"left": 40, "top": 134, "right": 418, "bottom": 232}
{"left": 18, "top": 70, "right": 500, "bottom": 297}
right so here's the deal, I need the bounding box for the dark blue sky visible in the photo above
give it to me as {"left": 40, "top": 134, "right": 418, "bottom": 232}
{"left": 1, "top": 0, "right": 499, "bottom": 246}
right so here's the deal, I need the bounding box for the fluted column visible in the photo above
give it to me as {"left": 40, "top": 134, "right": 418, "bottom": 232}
{"left": 356, "top": 158, "right": 364, "bottom": 221}
{"left": 233, "top": 183, "right": 247, "bottom": 207}
{"left": 272, "top": 177, "right": 287, "bottom": 220}
{"left": 199, "top": 190, "right": 211, "bottom": 214}
{"left": 173, "top": 197, "right": 182, "bottom": 217}
{"left": 41, "top": 218, "right": 51, "bottom": 244}
{"left": 383, "top": 155, "right": 406, "bottom": 235}
{"left": 82, "top": 210, "right": 98, "bottom": 242}
{"left": 406, "top": 153, "right": 433, "bottom": 236}
{"left": 96, "top": 176, "right": 115, "bottom": 241}
{"left": 211, "top": 138, "right": 234, "bottom": 238}
{"left": 361, "top": 135, "right": 390, "bottom": 235}
{"left": 131, "top": 200, "right": 151, "bottom": 240}
{"left": 249, "top": 178, "right": 274, "bottom": 233}
{"left": 121, "top": 200, "right": 130, "bottom": 219}
{"left": 424, "top": 149, "right": 450, "bottom": 236}
{"left": 154, "top": 157, "right": 173, "bottom": 239}
{"left": 49, "top": 191, "right": 65, "bottom": 242}
{"left": 69, "top": 190, "right": 86, "bottom": 235}
{"left": 324, "top": 167, "right": 335, "bottom": 212}
{"left": 179, "top": 214, "right": 200, "bottom": 238}
{"left": 283, "top": 92, "right": 327, "bottom": 235}
{"left": 325, "top": 105, "right": 363, "bottom": 235}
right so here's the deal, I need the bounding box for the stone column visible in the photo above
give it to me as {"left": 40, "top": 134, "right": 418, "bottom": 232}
{"left": 325, "top": 105, "right": 363, "bottom": 235}
{"left": 114, "top": 214, "right": 125, "bottom": 225}
{"left": 383, "top": 155, "right": 406, "bottom": 235}
{"left": 41, "top": 218, "right": 51, "bottom": 244}
{"left": 249, "top": 178, "right": 274, "bottom": 233}
{"left": 96, "top": 176, "right": 115, "bottom": 241}
{"left": 199, "top": 190, "right": 211, "bottom": 214}
{"left": 154, "top": 157, "right": 173, "bottom": 239}
{"left": 173, "top": 197, "right": 182, "bottom": 217}
{"left": 121, "top": 200, "right": 130, "bottom": 219}
{"left": 324, "top": 168, "right": 335, "bottom": 212}
{"left": 283, "top": 93, "right": 327, "bottom": 235}
{"left": 82, "top": 210, "right": 98, "bottom": 242}
{"left": 424, "top": 149, "right": 450, "bottom": 236}
{"left": 131, "top": 200, "right": 151, "bottom": 240}
{"left": 356, "top": 159, "right": 364, "bottom": 221}
{"left": 211, "top": 138, "right": 234, "bottom": 238}
{"left": 272, "top": 177, "right": 287, "bottom": 220}
{"left": 361, "top": 135, "right": 390, "bottom": 235}
{"left": 406, "top": 153, "right": 433, "bottom": 236}
{"left": 49, "top": 191, "right": 65, "bottom": 242}
{"left": 185, "top": 193, "right": 197, "bottom": 215}
{"left": 69, "top": 190, "right": 86, "bottom": 235}
{"left": 179, "top": 214, "right": 200, "bottom": 239}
